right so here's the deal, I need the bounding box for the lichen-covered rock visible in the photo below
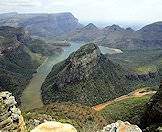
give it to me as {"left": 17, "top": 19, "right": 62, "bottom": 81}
{"left": 0, "top": 91, "right": 26, "bottom": 132}
{"left": 100, "top": 120, "right": 142, "bottom": 132}
{"left": 31, "top": 121, "right": 77, "bottom": 132}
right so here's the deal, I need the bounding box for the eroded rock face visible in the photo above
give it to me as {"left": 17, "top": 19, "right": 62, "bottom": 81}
{"left": 41, "top": 43, "right": 130, "bottom": 106}
{"left": 125, "top": 71, "right": 159, "bottom": 81}
{"left": 0, "top": 91, "right": 25, "bottom": 132}
{"left": 31, "top": 121, "right": 77, "bottom": 132}
{"left": 141, "top": 81, "right": 162, "bottom": 130}
{"left": 100, "top": 120, "right": 142, "bottom": 132}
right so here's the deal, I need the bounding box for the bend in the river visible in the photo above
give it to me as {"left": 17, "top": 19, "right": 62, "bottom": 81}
{"left": 20, "top": 42, "right": 122, "bottom": 111}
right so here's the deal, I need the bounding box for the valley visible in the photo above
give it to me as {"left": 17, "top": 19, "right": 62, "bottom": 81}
{"left": 0, "top": 10, "right": 162, "bottom": 132}
{"left": 21, "top": 42, "right": 122, "bottom": 110}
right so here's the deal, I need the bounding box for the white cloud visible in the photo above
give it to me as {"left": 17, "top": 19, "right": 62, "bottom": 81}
{"left": 0, "top": 0, "right": 162, "bottom": 24}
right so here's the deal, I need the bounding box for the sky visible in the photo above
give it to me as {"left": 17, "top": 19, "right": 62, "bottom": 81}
{"left": 0, "top": 0, "right": 162, "bottom": 28}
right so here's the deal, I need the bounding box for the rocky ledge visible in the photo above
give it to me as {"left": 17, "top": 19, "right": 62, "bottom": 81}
{"left": 100, "top": 120, "right": 142, "bottom": 132}
{"left": 0, "top": 91, "right": 144, "bottom": 132}
{"left": 0, "top": 91, "right": 25, "bottom": 132}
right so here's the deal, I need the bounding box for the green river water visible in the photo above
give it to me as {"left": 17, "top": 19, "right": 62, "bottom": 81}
{"left": 21, "top": 42, "right": 122, "bottom": 111}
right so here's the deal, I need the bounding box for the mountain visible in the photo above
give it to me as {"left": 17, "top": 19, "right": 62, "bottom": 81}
{"left": 0, "top": 26, "right": 63, "bottom": 105}
{"left": 0, "top": 26, "right": 44, "bottom": 105}
{"left": 138, "top": 21, "right": 162, "bottom": 40}
{"left": 41, "top": 43, "right": 133, "bottom": 106}
{"left": 67, "top": 23, "right": 102, "bottom": 42}
{"left": 0, "top": 12, "right": 82, "bottom": 38}
{"left": 68, "top": 22, "right": 162, "bottom": 50}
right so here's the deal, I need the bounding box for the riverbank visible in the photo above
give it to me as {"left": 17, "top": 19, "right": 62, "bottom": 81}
{"left": 20, "top": 42, "right": 122, "bottom": 111}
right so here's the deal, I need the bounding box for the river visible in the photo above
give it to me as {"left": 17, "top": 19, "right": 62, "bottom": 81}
{"left": 21, "top": 42, "right": 122, "bottom": 111}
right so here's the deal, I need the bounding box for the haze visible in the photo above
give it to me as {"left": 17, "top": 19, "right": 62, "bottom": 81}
{"left": 0, "top": 0, "right": 162, "bottom": 28}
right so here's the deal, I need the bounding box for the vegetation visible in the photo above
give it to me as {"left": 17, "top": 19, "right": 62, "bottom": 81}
{"left": 41, "top": 44, "right": 136, "bottom": 106}
{"left": 133, "top": 65, "right": 157, "bottom": 74}
{"left": 108, "top": 49, "right": 162, "bottom": 88}
{"left": 23, "top": 102, "right": 106, "bottom": 132}
{"left": 27, "top": 39, "right": 63, "bottom": 56}
{"left": 0, "top": 46, "right": 44, "bottom": 105}
{"left": 99, "top": 95, "right": 152, "bottom": 125}
{"left": 108, "top": 49, "right": 162, "bottom": 73}
{"left": 0, "top": 26, "right": 45, "bottom": 105}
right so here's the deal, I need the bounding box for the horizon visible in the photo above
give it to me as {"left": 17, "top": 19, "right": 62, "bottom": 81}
{"left": 0, "top": 0, "right": 162, "bottom": 29}
{"left": 0, "top": 11, "right": 158, "bottom": 30}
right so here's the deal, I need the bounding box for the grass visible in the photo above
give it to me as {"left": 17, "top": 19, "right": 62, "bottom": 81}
{"left": 24, "top": 46, "right": 45, "bottom": 65}
{"left": 99, "top": 95, "right": 152, "bottom": 125}
{"left": 133, "top": 65, "right": 157, "bottom": 74}
{"left": 22, "top": 102, "right": 106, "bottom": 132}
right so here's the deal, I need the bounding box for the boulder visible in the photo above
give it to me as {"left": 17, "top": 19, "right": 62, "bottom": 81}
{"left": 31, "top": 121, "right": 77, "bottom": 132}
{"left": 100, "top": 120, "right": 142, "bottom": 132}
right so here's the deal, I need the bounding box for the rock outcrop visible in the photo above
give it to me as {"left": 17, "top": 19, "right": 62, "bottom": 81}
{"left": 41, "top": 43, "right": 132, "bottom": 106}
{"left": 0, "top": 91, "right": 25, "bottom": 132}
{"left": 31, "top": 121, "right": 77, "bottom": 132}
{"left": 125, "top": 71, "right": 159, "bottom": 81}
{"left": 100, "top": 120, "right": 142, "bottom": 132}
{"left": 0, "top": 91, "right": 78, "bottom": 132}
{"left": 141, "top": 81, "right": 162, "bottom": 131}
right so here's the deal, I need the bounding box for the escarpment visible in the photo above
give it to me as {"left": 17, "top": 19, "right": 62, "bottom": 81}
{"left": 0, "top": 26, "right": 42, "bottom": 105}
{"left": 126, "top": 71, "right": 159, "bottom": 81}
{"left": 141, "top": 81, "right": 162, "bottom": 131}
{"left": 41, "top": 43, "right": 132, "bottom": 106}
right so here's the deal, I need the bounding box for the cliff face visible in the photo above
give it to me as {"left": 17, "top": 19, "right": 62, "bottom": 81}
{"left": 0, "top": 26, "right": 42, "bottom": 105}
{"left": 41, "top": 43, "right": 132, "bottom": 106}
{"left": 0, "top": 26, "right": 31, "bottom": 55}
{"left": 141, "top": 81, "right": 162, "bottom": 130}
{"left": 0, "top": 91, "right": 25, "bottom": 132}
{"left": 126, "top": 71, "right": 159, "bottom": 81}
{"left": 0, "top": 12, "right": 82, "bottom": 38}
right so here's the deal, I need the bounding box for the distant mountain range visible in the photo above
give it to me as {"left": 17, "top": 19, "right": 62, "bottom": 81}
{"left": 68, "top": 22, "right": 162, "bottom": 50}
{"left": 1, "top": 12, "right": 162, "bottom": 50}
{"left": 0, "top": 12, "right": 82, "bottom": 37}
{"left": 0, "top": 12, "right": 162, "bottom": 49}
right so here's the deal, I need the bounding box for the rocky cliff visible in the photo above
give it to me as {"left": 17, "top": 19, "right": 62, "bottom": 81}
{"left": 0, "top": 26, "right": 46, "bottom": 105}
{"left": 0, "top": 12, "right": 82, "bottom": 38}
{"left": 0, "top": 91, "right": 25, "bottom": 132}
{"left": 141, "top": 81, "right": 162, "bottom": 131}
{"left": 125, "top": 71, "right": 159, "bottom": 81}
{"left": 0, "top": 92, "right": 79, "bottom": 132}
{"left": 41, "top": 43, "right": 132, "bottom": 106}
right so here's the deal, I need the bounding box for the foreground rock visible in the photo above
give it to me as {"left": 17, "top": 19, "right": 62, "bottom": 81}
{"left": 100, "top": 120, "right": 142, "bottom": 132}
{"left": 31, "top": 121, "right": 77, "bottom": 132}
{"left": 141, "top": 81, "right": 162, "bottom": 131}
{"left": 0, "top": 91, "right": 25, "bottom": 132}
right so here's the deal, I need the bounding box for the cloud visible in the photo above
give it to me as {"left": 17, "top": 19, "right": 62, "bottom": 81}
{"left": 0, "top": 0, "right": 162, "bottom": 24}
{"left": 0, "top": 0, "right": 41, "bottom": 7}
